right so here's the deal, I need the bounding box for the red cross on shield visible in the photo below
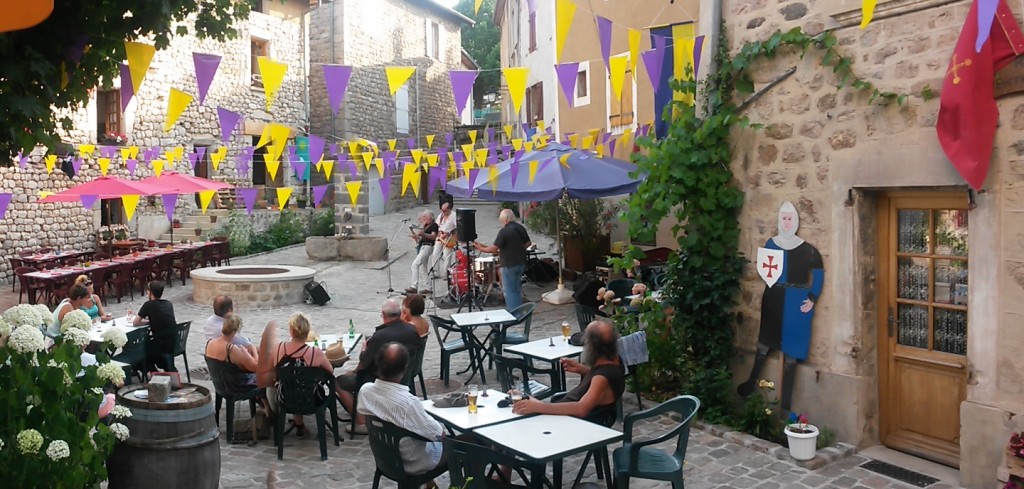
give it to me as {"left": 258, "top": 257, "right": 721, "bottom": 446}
{"left": 757, "top": 247, "right": 784, "bottom": 288}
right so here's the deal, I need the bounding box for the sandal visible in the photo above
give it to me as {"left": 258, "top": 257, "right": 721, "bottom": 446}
{"left": 295, "top": 425, "right": 307, "bottom": 438}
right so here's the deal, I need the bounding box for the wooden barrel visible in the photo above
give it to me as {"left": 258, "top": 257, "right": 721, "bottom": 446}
{"left": 107, "top": 384, "right": 221, "bottom": 489}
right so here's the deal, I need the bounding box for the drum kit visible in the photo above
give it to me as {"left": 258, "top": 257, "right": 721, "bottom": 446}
{"left": 444, "top": 248, "right": 502, "bottom": 305}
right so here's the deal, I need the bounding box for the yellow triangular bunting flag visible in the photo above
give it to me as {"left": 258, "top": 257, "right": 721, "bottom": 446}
{"left": 475, "top": 0, "right": 484, "bottom": 15}
{"left": 346, "top": 181, "right": 362, "bottom": 206}
{"left": 119, "top": 147, "right": 131, "bottom": 161}
{"left": 152, "top": 159, "right": 165, "bottom": 177}
{"left": 568, "top": 134, "right": 579, "bottom": 148}
{"left": 362, "top": 151, "right": 374, "bottom": 170}
{"left": 402, "top": 163, "right": 417, "bottom": 196}
{"left": 388, "top": 139, "right": 397, "bottom": 151}
{"left": 79, "top": 144, "right": 95, "bottom": 156}
{"left": 125, "top": 41, "right": 156, "bottom": 93}
{"left": 427, "top": 153, "right": 439, "bottom": 167}
{"left": 462, "top": 143, "right": 475, "bottom": 163}
{"left": 582, "top": 136, "right": 594, "bottom": 150}
{"left": 199, "top": 190, "right": 216, "bottom": 214}
{"left": 411, "top": 148, "right": 424, "bottom": 165}
{"left": 528, "top": 161, "right": 539, "bottom": 185}
{"left": 524, "top": 141, "right": 535, "bottom": 152}
{"left": 555, "top": 0, "right": 577, "bottom": 63}
{"left": 374, "top": 158, "right": 384, "bottom": 177}
{"left": 462, "top": 162, "right": 475, "bottom": 181}
{"left": 628, "top": 29, "right": 642, "bottom": 78}
{"left": 98, "top": 158, "right": 111, "bottom": 176}
{"left": 265, "top": 157, "right": 280, "bottom": 181}
{"left": 503, "top": 125, "right": 514, "bottom": 139}
{"left": 502, "top": 67, "right": 529, "bottom": 114}
{"left": 164, "top": 88, "right": 194, "bottom": 132}
{"left": 469, "top": 130, "right": 478, "bottom": 144}
{"left": 257, "top": 57, "right": 288, "bottom": 110}
{"left": 559, "top": 154, "right": 572, "bottom": 168}
{"left": 39, "top": 191, "right": 54, "bottom": 200}
{"left": 475, "top": 149, "right": 488, "bottom": 167}
{"left": 44, "top": 155, "right": 57, "bottom": 174}
{"left": 276, "top": 187, "right": 293, "bottom": 208}
{"left": 211, "top": 146, "right": 227, "bottom": 170}
{"left": 122, "top": 194, "right": 140, "bottom": 221}
{"left": 385, "top": 66, "right": 416, "bottom": 96}
{"left": 609, "top": 54, "right": 629, "bottom": 102}
{"left": 322, "top": 160, "right": 335, "bottom": 180}
{"left": 348, "top": 140, "right": 361, "bottom": 155}
{"left": 511, "top": 139, "right": 523, "bottom": 152}
{"left": 489, "top": 166, "right": 500, "bottom": 193}
{"left": 425, "top": 135, "right": 435, "bottom": 148}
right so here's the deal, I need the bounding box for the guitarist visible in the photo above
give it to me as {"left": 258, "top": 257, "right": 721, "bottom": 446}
{"left": 428, "top": 201, "right": 457, "bottom": 278}
{"left": 407, "top": 210, "right": 438, "bottom": 295}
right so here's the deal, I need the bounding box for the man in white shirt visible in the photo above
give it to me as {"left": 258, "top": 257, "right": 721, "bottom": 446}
{"left": 358, "top": 342, "right": 445, "bottom": 475}
{"left": 203, "top": 295, "right": 255, "bottom": 355}
{"left": 428, "top": 201, "right": 457, "bottom": 279}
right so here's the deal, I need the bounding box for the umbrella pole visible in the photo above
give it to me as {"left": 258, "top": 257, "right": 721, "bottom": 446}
{"left": 542, "top": 195, "right": 574, "bottom": 304}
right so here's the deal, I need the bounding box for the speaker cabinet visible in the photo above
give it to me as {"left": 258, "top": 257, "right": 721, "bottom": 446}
{"left": 456, "top": 208, "right": 477, "bottom": 242}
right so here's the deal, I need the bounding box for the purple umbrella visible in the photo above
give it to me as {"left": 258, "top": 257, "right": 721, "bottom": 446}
{"left": 446, "top": 143, "right": 642, "bottom": 201}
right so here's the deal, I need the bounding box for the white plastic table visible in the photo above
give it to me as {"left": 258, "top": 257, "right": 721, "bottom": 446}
{"left": 450, "top": 309, "right": 516, "bottom": 384}
{"left": 309, "top": 333, "right": 364, "bottom": 356}
{"left": 422, "top": 388, "right": 521, "bottom": 432}
{"left": 504, "top": 336, "right": 583, "bottom": 392}
{"left": 473, "top": 414, "right": 622, "bottom": 489}
{"left": 89, "top": 317, "right": 147, "bottom": 344}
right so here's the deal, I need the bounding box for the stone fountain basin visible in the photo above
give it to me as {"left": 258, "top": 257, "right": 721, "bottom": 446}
{"left": 191, "top": 265, "right": 316, "bottom": 307}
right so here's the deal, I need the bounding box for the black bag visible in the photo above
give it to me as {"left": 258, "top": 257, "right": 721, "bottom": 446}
{"left": 525, "top": 258, "right": 558, "bottom": 283}
{"left": 304, "top": 281, "right": 331, "bottom": 305}
{"left": 573, "top": 274, "right": 604, "bottom": 308}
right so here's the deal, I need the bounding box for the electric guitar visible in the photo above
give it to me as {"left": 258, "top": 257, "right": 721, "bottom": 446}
{"left": 438, "top": 230, "right": 458, "bottom": 249}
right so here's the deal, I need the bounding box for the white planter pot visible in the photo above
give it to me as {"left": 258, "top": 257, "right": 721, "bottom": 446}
{"left": 785, "top": 424, "right": 819, "bottom": 461}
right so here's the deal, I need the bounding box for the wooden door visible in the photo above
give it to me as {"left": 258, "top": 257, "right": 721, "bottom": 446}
{"left": 878, "top": 193, "right": 969, "bottom": 468}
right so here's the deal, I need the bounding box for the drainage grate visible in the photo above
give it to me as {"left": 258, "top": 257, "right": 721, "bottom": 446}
{"left": 859, "top": 460, "right": 940, "bottom": 488}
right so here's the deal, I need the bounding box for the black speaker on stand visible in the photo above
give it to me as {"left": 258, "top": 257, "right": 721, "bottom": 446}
{"left": 455, "top": 209, "right": 479, "bottom": 312}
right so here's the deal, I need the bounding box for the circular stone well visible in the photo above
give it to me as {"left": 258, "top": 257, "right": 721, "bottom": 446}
{"left": 191, "top": 265, "right": 316, "bottom": 307}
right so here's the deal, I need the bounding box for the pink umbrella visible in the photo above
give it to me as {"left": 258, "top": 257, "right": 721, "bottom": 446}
{"left": 38, "top": 176, "right": 161, "bottom": 203}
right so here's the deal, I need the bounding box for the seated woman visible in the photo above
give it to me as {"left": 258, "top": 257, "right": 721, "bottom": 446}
{"left": 402, "top": 294, "right": 430, "bottom": 338}
{"left": 256, "top": 313, "right": 333, "bottom": 438}
{"left": 48, "top": 284, "right": 90, "bottom": 337}
{"left": 74, "top": 275, "right": 112, "bottom": 322}
{"left": 204, "top": 315, "right": 260, "bottom": 389}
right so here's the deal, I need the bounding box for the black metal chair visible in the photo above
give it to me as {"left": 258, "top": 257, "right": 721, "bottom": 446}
{"left": 428, "top": 314, "right": 474, "bottom": 387}
{"left": 172, "top": 321, "right": 192, "bottom": 383}
{"left": 492, "top": 352, "right": 557, "bottom": 399}
{"left": 365, "top": 415, "right": 447, "bottom": 489}
{"left": 205, "top": 356, "right": 263, "bottom": 444}
{"left": 491, "top": 302, "right": 536, "bottom": 366}
{"left": 613, "top": 395, "right": 700, "bottom": 489}
{"left": 445, "top": 437, "right": 545, "bottom": 489}
{"left": 273, "top": 366, "right": 342, "bottom": 461}
{"left": 606, "top": 278, "right": 637, "bottom": 301}
{"left": 575, "top": 304, "right": 608, "bottom": 332}
{"left": 405, "top": 337, "right": 428, "bottom": 400}
{"left": 111, "top": 328, "right": 149, "bottom": 383}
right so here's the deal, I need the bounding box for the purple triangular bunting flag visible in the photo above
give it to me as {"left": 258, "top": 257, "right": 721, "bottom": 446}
{"left": 608, "top": 137, "right": 619, "bottom": 156}
{"left": 126, "top": 159, "right": 138, "bottom": 176}
{"left": 538, "top": 156, "right": 556, "bottom": 173}
{"left": 428, "top": 167, "right": 446, "bottom": 197}
{"left": 16, "top": 152, "right": 28, "bottom": 170}
{"left": 323, "top": 64, "right": 353, "bottom": 116}
{"left": 348, "top": 161, "right": 358, "bottom": 179}
{"left": 0, "top": 193, "right": 12, "bottom": 220}
{"left": 467, "top": 168, "right": 481, "bottom": 191}
{"left": 449, "top": 70, "right": 478, "bottom": 118}
{"left": 642, "top": 35, "right": 667, "bottom": 95}
{"left": 72, "top": 157, "right": 83, "bottom": 174}
{"left": 510, "top": 161, "right": 520, "bottom": 188}
{"left": 329, "top": 143, "right": 339, "bottom": 158}
{"left": 444, "top": 133, "right": 454, "bottom": 147}
{"left": 693, "top": 36, "right": 705, "bottom": 78}
{"left": 292, "top": 161, "right": 308, "bottom": 182}
{"left": 486, "top": 127, "right": 495, "bottom": 142}
{"left": 526, "top": 0, "right": 537, "bottom": 14}
{"left": 308, "top": 135, "right": 325, "bottom": 165}
{"left": 187, "top": 152, "right": 200, "bottom": 169}
{"left": 406, "top": 137, "right": 417, "bottom": 150}
{"left": 162, "top": 194, "right": 178, "bottom": 222}
{"left": 195, "top": 146, "right": 207, "bottom": 162}
{"left": 379, "top": 175, "right": 391, "bottom": 202}
{"left": 555, "top": 63, "right": 579, "bottom": 107}
{"left": 119, "top": 63, "right": 134, "bottom": 112}
{"left": 217, "top": 107, "right": 242, "bottom": 144}
{"left": 80, "top": 194, "right": 98, "bottom": 209}
{"left": 597, "top": 16, "right": 614, "bottom": 69}
{"left": 237, "top": 188, "right": 258, "bottom": 215}
{"left": 312, "top": 184, "right": 330, "bottom": 208}
{"left": 193, "top": 53, "right": 222, "bottom": 105}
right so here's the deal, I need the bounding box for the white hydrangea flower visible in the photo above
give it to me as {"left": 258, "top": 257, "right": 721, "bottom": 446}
{"left": 110, "top": 423, "right": 130, "bottom": 442}
{"left": 91, "top": 387, "right": 104, "bottom": 395}
{"left": 0, "top": 316, "right": 10, "bottom": 338}
{"left": 8, "top": 324, "right": 46, "bottom": 353}
{"left": 102, "top": 327, "right": 128, "bottom": 348}
{"left": 45, "top": 440, "right": 70, "bottom": 461}
{"left": 60, "top": 310, "right": 92, "bottom": 333}
{"left": 96, "top": 362, "right": 126, "bottom": 385}
{"left": 62, "top": 327, "right": 90, "bottom": 347}
{"left": 17, "top": 429, "right": 43, "bottom": 454}
{"left": 33, "top": 304, "right": 52, "bottom": 323}
{"left": 4, "top": 305, "right": 42, "bottom": 328}
{"left": 111, "top": 405, "right": 132, "bottom": 419}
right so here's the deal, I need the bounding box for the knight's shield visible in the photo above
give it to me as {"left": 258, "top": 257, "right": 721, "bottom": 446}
{"left": 756, "top": 247, "right": 784, "bottom": 287}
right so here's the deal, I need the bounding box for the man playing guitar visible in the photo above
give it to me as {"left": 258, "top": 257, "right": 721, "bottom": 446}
{"left": 407, "top": 210, "right": 438, "bottom": 295}
{"left": 429, "top": 201, "right": 457, "bottom": 277}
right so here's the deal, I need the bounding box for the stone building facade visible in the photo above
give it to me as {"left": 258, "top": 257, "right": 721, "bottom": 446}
{"left": 308, "top": 0, "right": 471, "bottom": 214}
{"left": 713, "top": 0, "right": 1024, "bottom": 485}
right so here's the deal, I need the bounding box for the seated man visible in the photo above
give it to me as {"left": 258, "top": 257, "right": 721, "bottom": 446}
{"left": 336, "top": 298, "right": 421, "bottom": 434}
{"left": 204, "top": 295, "right": 256, "bottom": 356}
{"left": 512, "top": 319, "right": 624, "bottom": 422}
{"left": 133, "top": 281, "right": 178, "bottom": 372}
{"left": 358, "top": 342, "right": 445, "bottom": 476}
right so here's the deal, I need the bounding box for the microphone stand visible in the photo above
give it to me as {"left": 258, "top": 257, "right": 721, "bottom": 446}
{"left": 377, "top": 219, "right": 410, "bottom": 298}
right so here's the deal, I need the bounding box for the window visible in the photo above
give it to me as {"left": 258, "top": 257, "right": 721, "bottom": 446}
{"left": 249, "top": 0, "right": 263, "bottom": 13}
{"left": 396, "top": 85, "right": 410, "bottom": 134}
{"left": 251, "top": 38, "right": 269, "bottom": 88}
{"left": 575, "top": 61, "right": 591, "bottom": 107}
{"left": 426, "top": 20, "right": 441, "bottom": 60}
{"left": 252, "top": 136, "right": 267, "bottom": 186}
{"left": 96, "top": 90, "right": 123, "bottom": 138}
{"left": 609, "top": 68, "right": 634, "bottom": 130}
{"left": 528, "top": 12, "right": 537, "bottom": 52}
{"left": 100, "top": 199, "right": 124, "bottom": 226}
{"left": 526, "top": 82, "right": 544, "bottom": 124}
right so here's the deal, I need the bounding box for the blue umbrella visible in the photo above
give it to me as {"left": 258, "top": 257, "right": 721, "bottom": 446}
{"left": 445, "top": 143, "right": 643, "bottom": 201}
{"left": 445, "top": 143, "right": 644, "bottom": 303}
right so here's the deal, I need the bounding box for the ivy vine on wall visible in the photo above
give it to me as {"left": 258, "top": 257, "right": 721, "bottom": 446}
{"left": 616, "top": 26, "right": 917, "bottom": 422}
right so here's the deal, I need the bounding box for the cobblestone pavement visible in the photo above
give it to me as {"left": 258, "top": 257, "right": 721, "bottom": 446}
{"left": 7, "top": 203, "right": 964, "bottom": 488}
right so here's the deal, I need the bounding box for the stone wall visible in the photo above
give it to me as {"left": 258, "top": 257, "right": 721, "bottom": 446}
{"left": 1, "top": 11, "right": 308, "bottom": 287}
{"left": 722, "top": 0, "right": 1022, "bottom": 484}
{"left": 308, "top": 0, "right": 465, "bottom": 215}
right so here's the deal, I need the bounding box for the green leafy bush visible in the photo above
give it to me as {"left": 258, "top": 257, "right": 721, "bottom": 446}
{"left": 309, "top": 209, "right": 336, "bottom": 237}
{"left": 736, "top": 380, "right": 784, "bottom": 444}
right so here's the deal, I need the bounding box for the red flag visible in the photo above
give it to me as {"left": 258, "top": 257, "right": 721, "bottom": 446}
{"left": 937, "top": 0, "right": 1024, "bottom": 190}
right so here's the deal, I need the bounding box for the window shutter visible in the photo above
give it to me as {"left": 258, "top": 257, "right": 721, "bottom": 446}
{"left": 425, "top": 17, "right": 433, "bottom": 58}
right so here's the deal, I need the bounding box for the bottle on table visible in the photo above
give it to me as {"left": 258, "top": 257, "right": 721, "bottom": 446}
{"left": 348, "top": 319, "right": 355, "bottom": 339}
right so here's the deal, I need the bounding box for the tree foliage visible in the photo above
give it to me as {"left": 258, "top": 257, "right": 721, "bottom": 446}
{"left": 0, "top": 0, "right": 250, "bottom": 165}
{"left": 453, "top": 0, "right": 500, "bottom": 105}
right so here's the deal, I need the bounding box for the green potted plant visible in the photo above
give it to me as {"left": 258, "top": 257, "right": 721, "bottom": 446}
{"left": 525, "top": 198, "right": 619, "bottom": 272}
{"left": 784, "top": 413, "right": 819, "bottom": 460}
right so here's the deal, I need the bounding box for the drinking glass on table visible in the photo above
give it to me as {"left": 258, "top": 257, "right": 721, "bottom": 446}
{"left": 468, "top": 384, "right": 479, "bottom": 414}
{"left": 561, "top": 321, "right": 571, "bottom": 342}
{"left": 510, "top": 387, "right": 523, "bottom": 403}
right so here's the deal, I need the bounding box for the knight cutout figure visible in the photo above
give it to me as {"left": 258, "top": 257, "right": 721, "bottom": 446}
{"left": 738, "top": 201, "right": 824, "bottom": 412}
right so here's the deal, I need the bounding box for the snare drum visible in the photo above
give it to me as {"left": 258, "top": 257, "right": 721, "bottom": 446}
{"left": 473, "top": 256, "right": 499, "bottom": 284}
{"left": 448, "top": 265, "right": 470, "bottom": 294}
